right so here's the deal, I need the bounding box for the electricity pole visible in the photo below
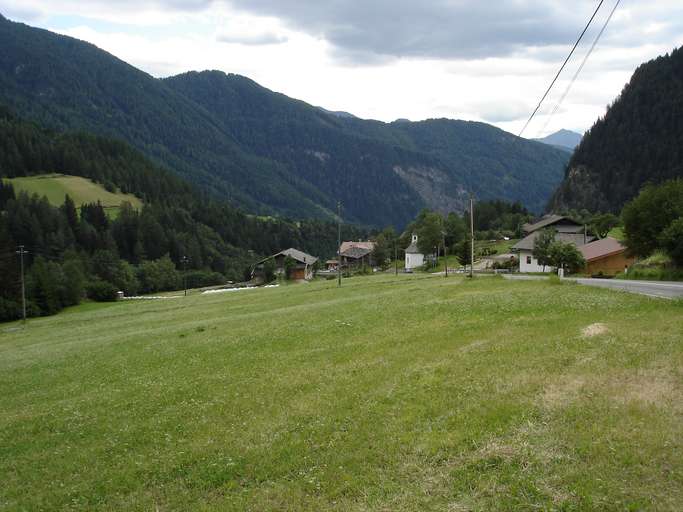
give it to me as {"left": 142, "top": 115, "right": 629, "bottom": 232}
{"left": 394, "top": 239, "right": 398, "bottom": 275}
{"left": 470, "top": 196, "right": 475, "bottom": 279}
{"left": 443, "top": 231, "right": 448, "bottom": 278}
{"left": 337, "top": 201, "right": 342, "bottom": 288}
{"left": 181, "top": 255, "right": 188, "bottom": 296}
{"left": 16, "top": 245, "right": 28, "bottom": 322}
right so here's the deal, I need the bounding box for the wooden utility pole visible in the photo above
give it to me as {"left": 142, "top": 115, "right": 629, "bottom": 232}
{"left": 470, "top": 196, "right": 475, "bottom": 278}
{"left": 337, "top": 201, "right": 342, "bottom": 288}
{"left": 443, "top": 232, "right": 448, "bottom": 278}
{"left": 16, "top": 245, "right": 27, "bottom": 322}
{"left": 181, "top": 255, "right": 189, "bottom": 296}
{"left": 394, "top": 239, "right": 398, "bottom": 275}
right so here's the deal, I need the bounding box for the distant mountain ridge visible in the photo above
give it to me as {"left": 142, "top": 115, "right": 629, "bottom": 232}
{"left": 533, "top": 129, "right": 583, "bottom": 152}
{"left": 549, "top": 46, "right": 683, "bottom": 213}
{"left": 0, "top": 14, "right": 570, "bottom": 226}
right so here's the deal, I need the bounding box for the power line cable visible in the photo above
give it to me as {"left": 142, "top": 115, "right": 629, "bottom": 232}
{"left": 518, "top": 0, "right": 605, "bottom": 138}
{"left": 538, "top": 0, "right": 622, "bottom": 136}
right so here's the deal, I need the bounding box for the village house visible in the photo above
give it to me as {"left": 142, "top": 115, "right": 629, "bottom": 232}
{"left": 252, "top": 248, "right": 318, "bottom": 281}
{"left": 578, "top": 237, "right": 635, "bottom": 276}
{"left": 404, "top": 233, "right": 425, "bottom": 270}
{"left": 339, "top": 240, "right": 376, "bottom": 268}
{"left": 513, "top": 215, "right": 594, "bottom": 273}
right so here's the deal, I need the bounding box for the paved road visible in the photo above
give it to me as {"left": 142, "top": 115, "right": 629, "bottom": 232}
{"left": 503, "top": 274, "right": 683, "bottom": 299}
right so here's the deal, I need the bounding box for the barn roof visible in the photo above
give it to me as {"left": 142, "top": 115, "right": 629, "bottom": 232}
{"left": 522, "top": 215, "right": 582, "bottom": 234}
{"left": 256, "top": 248, "right": 318, "bottom": 266}
{"left": 578, "top": 237, "right": 627, "bottom": 262}
{"left": 512, "top": 231, "right": 594, "bottom": 251}
{"left": 277, "top": 248, "right": 318, "bottom": 264}
{"left": 340, "top": 241, "right": 375, "bottom": 254}
{"left": 340, "top": 246, "right": 372, "bottom": 259}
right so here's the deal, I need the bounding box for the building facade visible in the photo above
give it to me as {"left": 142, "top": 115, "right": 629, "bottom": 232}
{"left": 513, "top": 215, "right": 593, "bottom": 273}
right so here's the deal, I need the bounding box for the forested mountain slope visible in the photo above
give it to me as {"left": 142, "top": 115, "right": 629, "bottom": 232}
{"left": 165, "top": 71, "right": 569, "bottom": 220}
{"left": 549, "top": 46, "right": 683, "bottom": 213}
{"left": 1, "top": 14, "right": 569, "bottom": 226}
{"left": 0, "top": 106, "right": 366, "bottom": 268}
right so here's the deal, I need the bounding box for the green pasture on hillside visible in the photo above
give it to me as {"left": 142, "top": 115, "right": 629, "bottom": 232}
{"left": 6, "top": 174, "right": 143, "bottom": 216}
{"left": 1, "top": 275, "right": 681, "bottom": 510}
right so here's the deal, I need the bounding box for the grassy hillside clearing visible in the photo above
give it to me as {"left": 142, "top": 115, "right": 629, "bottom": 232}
{"left": 7, "top": 174, "right": 142, "bottom": 215}
{"left": 1, "top": 275, "right": 681, "bottom": 510}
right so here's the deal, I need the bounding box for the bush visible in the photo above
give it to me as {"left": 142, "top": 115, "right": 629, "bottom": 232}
{"left": 660, "top": 218, "right": 683, "bottom": 267}
{"left": 622, "top": 179, "right": 683, "bottom": 258}
{"left": 547, "top": 241, "right": 585, "bottom": 274}
{"left": 283, "top": 256, "right": 296, "bottom": 280}
{"left": 138, "top": 255, "right": 181, "bottom": 293}
{"left": 185, "top": 270, "right": 225, "bottom": 289}
{"left": 87, "top": 280, "right": 119, "bottom": 302}
{"left": 262, "top": 259, "right": 276, "bottom": 283}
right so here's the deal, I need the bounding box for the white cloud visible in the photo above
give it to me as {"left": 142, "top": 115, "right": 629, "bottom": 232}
{"left": 3, "top": 0, "right": 683, "bottom": 136}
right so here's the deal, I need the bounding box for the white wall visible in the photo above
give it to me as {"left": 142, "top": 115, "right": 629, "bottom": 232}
{"left": 405, "top": 253, "right": 424, "bottom": 270}
{"left": 518, "top": 250, "right": 551, "bottom": 273}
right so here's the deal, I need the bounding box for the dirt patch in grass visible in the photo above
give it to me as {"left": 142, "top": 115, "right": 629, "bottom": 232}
{"left": 581, "top": 323, "right": 609, "bottom": 338}
{"left": 542, "top": 376, "right": 586, "bottom": 408}
{"left": 608, "top": 370, "right": 679, "bottom": 408}
{"left": 541, "top": 368, "right": 679, "bottom": 411}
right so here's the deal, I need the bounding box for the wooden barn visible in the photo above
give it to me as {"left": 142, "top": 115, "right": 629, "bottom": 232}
{"left": 252, "top": 248, "right": 318, "bottom": 281}
{"left": 578, "top": 237, "right": 635, "bottom": 276}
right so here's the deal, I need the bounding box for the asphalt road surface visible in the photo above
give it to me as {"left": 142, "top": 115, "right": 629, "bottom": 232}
{"left": 504, "top": 274, "right": 683, "bottom": 299}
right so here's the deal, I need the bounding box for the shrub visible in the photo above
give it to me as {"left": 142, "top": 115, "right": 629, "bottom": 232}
{"left": 87, "top": 280, "right": 119, "bottom": 302}
{"left": 262, "top": 259, "right": 276, "bottom": 283}
{"left": 660, "top": 218, "right": 683, "bottom": 266}
{"left": 547, "top": 241, "right": 586, "bottom": 274}
{"left": 283, "top": 256, "right": 296, "bottom": 280}
{"left": 138, "top": 255, "right": 181, "bottom": 293}
{"left": 185, "top": 270, "right": 225, "bottom": 289}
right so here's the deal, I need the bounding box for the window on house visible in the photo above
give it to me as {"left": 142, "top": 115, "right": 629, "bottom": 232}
{"left": 526, "top": 256, "right": 532, "bottom": 265}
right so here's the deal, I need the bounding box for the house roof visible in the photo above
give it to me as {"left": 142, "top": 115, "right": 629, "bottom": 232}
{"left": 578, "top": 237, "right": 627, "bottom": 262}
{"left": 512, "top": 231, "right": 594, "bottom": 251}
{"left": 278, "top": 248, "right": 318, "bottom": 264}
{"left": 340, "top": 241, "right": 375, "bottom": 254}
{"left": 257, "top": 247, "right": 318, "bottom": 266}
{"left": 405, "top": 242, "right": 421, "bottom": 254}
{"left": 522, "top": 215, "right": 582, "bottom": 234}
{"left": 341, "top": 246, "right": 372, "bottom": 259}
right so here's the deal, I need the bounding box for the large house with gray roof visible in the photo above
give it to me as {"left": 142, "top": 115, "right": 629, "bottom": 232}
{"left": 513, "top": 215, "right": 593, "bottom": 273}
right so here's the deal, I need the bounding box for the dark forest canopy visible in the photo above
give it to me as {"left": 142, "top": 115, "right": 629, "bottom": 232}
{"left": 0, "top": 15, "right": 568, "bottom": 226}
{"left": 549, "top": 46, "right": 683, "bottom": 214}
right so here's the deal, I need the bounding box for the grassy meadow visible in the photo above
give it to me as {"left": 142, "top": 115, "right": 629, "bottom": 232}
{"left": 7, "top": 174, "right": 142, "bottom": 216}
{"left": 1, "top": 274, "right": 682, "bottom": 511}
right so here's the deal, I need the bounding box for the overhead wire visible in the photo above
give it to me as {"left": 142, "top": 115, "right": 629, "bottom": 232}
{"left": 518, "top": 0, "right": 605, "bottom": 138}
{"left": 537, "top": 0, "right": 622, "bottom": 137}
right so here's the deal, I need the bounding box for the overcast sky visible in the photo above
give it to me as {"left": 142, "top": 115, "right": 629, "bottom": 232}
{"left": 3, "top": 0, "right": 683, "bottom": 136}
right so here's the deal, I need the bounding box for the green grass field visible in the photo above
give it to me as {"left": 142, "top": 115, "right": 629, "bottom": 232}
{"left": 7, "top": 174, "right": 143, "bottom": 216}
{"left": 1, "top": 275, "right": 681, "bottom": 511}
